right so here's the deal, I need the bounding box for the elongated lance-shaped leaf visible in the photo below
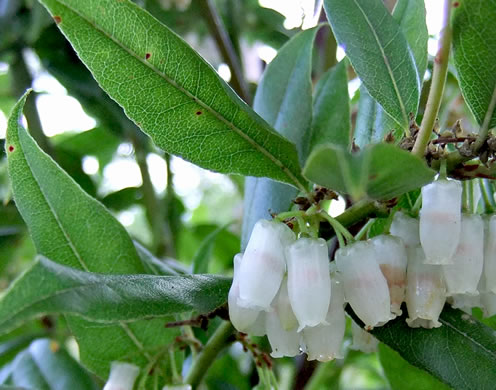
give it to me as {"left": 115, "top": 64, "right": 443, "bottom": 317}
{"left": 0, "top": 256, "right": 231, "bottom": 335}
{"left": 353, "top": 0, "right": 427, "bottom": 146}
{"left": 324, "top": 0, "right": 420, "bottom": 132}
{"left": 310, "top": 59, "right": 351, "bottom": 151}
{"left": 365, "top": 306, "right": 496, "bottom": 390}
{"left": 5, "top": 91, "right": 179, "bottom": 379}
{"left": 37, "top": 0, "right": 306, "bottom": 190}
{"left": 453, "top": 0, "right": 496, "bottom": 129}
{"left": 242, "top": 28, "right": 317, "bottom": 247}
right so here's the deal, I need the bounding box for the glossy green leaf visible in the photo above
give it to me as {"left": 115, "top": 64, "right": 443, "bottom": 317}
{"left": 37, "top": 0, "right": 306, "bottom": 189}
{"left": 5, "top": 92, "right": 179, "bottom": 379}
{"left": 310, "top": 60, "right": 351, "bottom": 150}
{"left": 303, "top": 143, "right": 435, "bottom": 200}
{"left": 353, "top": 0, "right": 427, "bottom": 146}
{"left": 370, "top": 306, "right": 496, "bottom": 390}
{"left": 242, "top": 28, "right": 317, "bottom": 247}
{"left": 8, "top": 339, "right": 98, "bottom": 390}
{"left": 453, "top": 0, "right": 496, "bottom": 128}
{"left": 324, "top": 0, "right": 420, "bottom": 131}
{"left": 379, "top": 344, "right": 450, "bottom": 390}
{"left": 0, "top": 256, "right": 231, "bottom": 334}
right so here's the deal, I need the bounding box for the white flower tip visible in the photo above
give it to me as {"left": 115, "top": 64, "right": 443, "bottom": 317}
{"left": 406, "top": 317, "right": 442, "bottom": 329}
{"left": 103, "top": 362, "right": 140, "bottom": 390}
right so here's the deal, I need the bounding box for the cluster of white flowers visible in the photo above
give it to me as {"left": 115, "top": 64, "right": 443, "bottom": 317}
{"left": 229, "top": 179, "right": 496, "bottom": 361}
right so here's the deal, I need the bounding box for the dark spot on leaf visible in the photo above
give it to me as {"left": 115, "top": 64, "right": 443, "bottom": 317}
{"left": 8, "top": 145, "right": 14, "bottom": 152}
{"left": 369, "top": 174, "right": 378, "bottom": 180}
{"left": 196, "top": 111, "right": 202, "bottom": 115}
{"left": 453, "top": 1, "right": 460, "bottom": 7}
{"left": 53, "top": 15, "right": 62, "bottom": 24}
{"left": 145, "top": 53, "right": 151, "bottom": 60}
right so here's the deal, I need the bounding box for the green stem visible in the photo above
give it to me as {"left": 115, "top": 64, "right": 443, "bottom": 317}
{"left": 185, "top": 321, "right": 235, "bottom": 388}
{"left": 462, "top": 180, "right": 470, "bottom": 213}
{"left": 199, "top": 0, "right": 251, "bottom": 104}
{"left": 275, "top": 210, "right": 305, "bottom": 221}
{"left": 318, "top": 210, "right": 354, "bottom": 243}
{"left": 480, "top": 179, "right": 495, "bottom": 213}
{"left": 468, "top": 180, "right": 475, "bottom": 213}
{"left": 131, "top": 133, "right": 169, "bottom": 256}
{"left": 411, "top": 0, "right": 452, "bottom": 158}
{"left": 354, "top": 218, "right": 375, "bottom": 241}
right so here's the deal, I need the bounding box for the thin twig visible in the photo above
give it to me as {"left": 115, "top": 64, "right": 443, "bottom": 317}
{"left": 199, "top": 0, "right": 252, "bottom": 104}
{"left": 412, "top": 0, "right": 453, "bottom": 158}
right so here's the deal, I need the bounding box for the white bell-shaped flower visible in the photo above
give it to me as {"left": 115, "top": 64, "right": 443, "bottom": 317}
{"left": 103, "top": 362, "right": 140, "bottom": 390}
{"left": 265, "top": 310, "right": 301, "bottom": 358}
{"left": 228, "top": 254, "right": 261, "bottom": 333}
{"left": 302, "top": 274, "right": 345, "bottom": 361}
{"left": 335, "top": 241, "right": 392, "bottom": 329}
{"left": 371, "top": 235, "right": 408, "bottom": 316}
{"left": 238, "top": 220, "right": 295, "bottom": 310}
{"left": 405, "top": 246, "right": 446, "bottom": 328}
{"left": 274, "top": 276, "right": 299, "bottom": 331}
{"left": 390, "top": 211, "right": 420, "bottom": 248}
{"left": 419, "top": 179, "right": 462, "bottom": 264}
{"left": 450, "top": 294, "right": 481, "bottom": 314}
{"left": 483, "top": 215, "right": 496, "bottom": 293}
{"left": 350, "top": 321, "right": 379, "bottom": 353}
{"left": 480, "top": 291, "right": 496, "bottom": 317}
{"left": 286, "top": 237, "right": 331, "bottom": 331}
{"left": 443, "top": 214, "right": 484, "bottom": 296}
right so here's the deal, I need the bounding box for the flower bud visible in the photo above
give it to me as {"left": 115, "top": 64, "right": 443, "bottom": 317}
{"left": 350, "top": 321, "right": 378, "bottom": 353}
{"left": 371, "top": 235, "right": 408, "bottom": 316}
{"left": 265, "top": 310, "right": 301, "bottom": 358}
{"left": 443, "top": 214, "right": 484, "bottom": 296}
{"left": 238, "top": 220, "right": 295, "bottom": 310}
{"left": 302, "top": 274, "right": 345, "bottom": 361}
{"left": 335, "top": 241, "right": 392, "bottom": 329}
{"left": 483, "top": 215, "right": 496, "bottom": 293}
{"left": 228, "top": 254, "right": 261, "bottom": 333}
{"left": 390, "top": 211, "right": 420, "bottom": 248}
{"left": 103, "top": 362, "right": 140, "bottom": 390}
{"left": 420, "top": 179, "right": 462, "bottom": 264}
{"left": 405, "top": 246, "right": 446, "bottom": 328}
{"left": 286, "top": 237, "right": 331, "bottom": 331}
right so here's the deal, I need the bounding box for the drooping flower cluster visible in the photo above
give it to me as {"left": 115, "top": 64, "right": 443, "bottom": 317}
{"left": 229, "top": 178, "right": 496, "bottom": 361}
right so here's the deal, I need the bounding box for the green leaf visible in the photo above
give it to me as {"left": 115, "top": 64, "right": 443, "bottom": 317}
{"left": 8, "top": 339, "right": 98, "bottom": 390}
{"left": 5, "top": 91, "right": 179, "bottom": 378}
{"left": 353, "top": 0, "right": 427, "bottom": 147}
{"left": 37, "top": 0, "right": 306, "bottom": 189}
{"left": 453, "top": 0, "right": 496, "bottom": 128}
{"left": 192, "top": 224, "right": 231, "bottom": 274}
{"left": 324, "top": 0, "right": 420, "bottom": 131}
{"left": 392, "top": 0, "right": 428, "bottom": 82}
{"left": 242, "top": 28, "right": 317, "bottom": 247}
{"left": 0, "top": 256, "right": 231, "bottom": 334}
{"left": 379, "top": 344, "right": 450, "bottom": 390}
{"left": 310, "top": 60, "right": 351, "bottom": 151}
{"left": 370, "top": 306, "right": 496, "bottom": 390}
{"left": 303, "top": 143, "right": 435, "bottom": 200}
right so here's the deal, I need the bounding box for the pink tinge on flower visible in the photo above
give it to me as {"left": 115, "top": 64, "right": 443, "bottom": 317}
{"left": 237, "top": 220, "right": 295, "bottom": 311}
{"left": 405, "top": 246, "right": 446, "bottom": 329}
{"left": 442, "top": 214, "right": 484, "bottom": 296}
{"left": 420, "top": 179, "right": 462, "bottom": 265}
{"left": 335, "top": 241, "right": 393, "bottom": 330}
{"left": 371, "top": 235, "right": 408, "bottom": 316}
{"left": 286, "top": 237, "right": 331, "bottom": 331}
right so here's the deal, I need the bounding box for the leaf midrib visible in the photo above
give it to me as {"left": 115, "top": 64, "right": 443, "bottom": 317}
{"left": 353, "top": 0, "right": 409, "bottom": 128}
{"left": 51, "top": 0, "right": 305, "bottom": 190}
{"left": 17, "top": 126, "right": 152, "bottom": 363}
